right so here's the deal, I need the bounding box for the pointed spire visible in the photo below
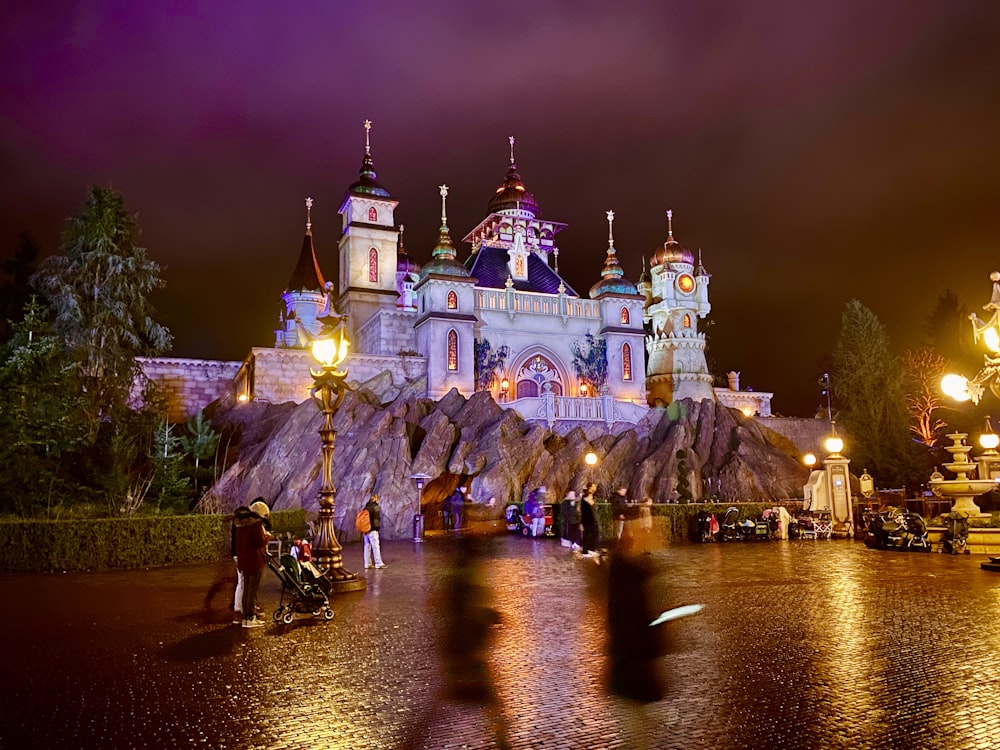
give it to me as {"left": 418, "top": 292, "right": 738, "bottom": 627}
{"left": 439, "top": 184, "right": 449, "bottom": 226}
{"left": 398, "top": 223, "right": 405, "bottom": 250}
{"left": 606, "top": 209, "right": 616, "bottom": 249}
{"left": 364, "top": 119, "right": 372, "bottom": 156}
{"left": 696, "top": 248, "right": 709, "bottom": 277}
{"left": 347, "top": 119, "right": 391, "bottom": 198}
{"left": 666, "top": 209, "right": 675, "bottom": 242}
{"left": 305, "top": 196, "right": 313, "bottom": 236}
{"left": 431, "top": 184, "right": 457, "bottom": 261}
{"left": 286, "top": 198, "right": 325, "bottom": 292}
{"left": 509, "top": 135, "right": 516, "bottom": 165}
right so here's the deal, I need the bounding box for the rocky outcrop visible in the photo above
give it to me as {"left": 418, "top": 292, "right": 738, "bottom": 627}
{"left": 203, "top": 381, "right": 807, "bottom": 540}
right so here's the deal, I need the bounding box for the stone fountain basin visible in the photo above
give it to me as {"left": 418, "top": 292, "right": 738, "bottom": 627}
{"left": 930, "top": 479, "right": 998, "bottom": 497}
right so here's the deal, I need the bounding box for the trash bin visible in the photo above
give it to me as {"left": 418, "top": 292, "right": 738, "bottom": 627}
{"left": 413, "top": 513, "right": 424, "bottom": 542}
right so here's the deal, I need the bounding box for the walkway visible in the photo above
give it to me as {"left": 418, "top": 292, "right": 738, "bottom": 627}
{"left": 2, "top": 536, "right": 999, "bottom": 749}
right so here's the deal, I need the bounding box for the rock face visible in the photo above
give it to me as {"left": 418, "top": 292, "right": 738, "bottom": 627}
{"left": 203, "top": 380, "right": 807, "bottom": 541}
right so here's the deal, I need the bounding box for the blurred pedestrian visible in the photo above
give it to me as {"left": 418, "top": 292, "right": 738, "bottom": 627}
{"left": 235, "top": 498, "right": 271, "bottom": 628}
{"left": 580, "top": 483, "right": 600, "bottom": 558}
{"left": 612, "top": 487, "right": 629, "bottom": 539}
{"left": 638, "top": 496, "right": 654, "bottom": 536}
{"left": 607, "top": 532, "right": 669, "bottom": 749}
{"left": 229, "top": 504, "right": 250, "bottom": 624}
{"left": 400, "top": 534, "right": 510, "bottom": 750}
{"left": 561, "top": 490, "right": 582, "bottom": 549}
{"left": 363, "top": 493, "right": 386, "bottom": 569}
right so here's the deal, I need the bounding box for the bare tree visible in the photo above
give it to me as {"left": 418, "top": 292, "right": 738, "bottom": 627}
{"left": 902, "top": 346, "right": 951, "bottom": 446}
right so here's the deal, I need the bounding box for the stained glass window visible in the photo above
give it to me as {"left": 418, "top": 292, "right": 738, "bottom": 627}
{"left": 369, "top": 247, "right": 378, "bottom": 283}
{"left": 368, "top": 206, "right": 378, "bottom": 222}
{"left": 447, "top": 330, "right": 458, "bottom": 371}
{"left": 683, "top": 313, "right": 691, "bottom": 328}
{"left": 623, "top": 343, "right": 632, "bottom": 381}
{"left": 621, "top": 307, "right": 630, "bottom": 325}
{"left": 447, "top": 290, "right": 457, "bottom": 310}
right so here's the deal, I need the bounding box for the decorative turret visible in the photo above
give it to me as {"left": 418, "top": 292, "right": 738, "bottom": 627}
{"left": 421, "top": 185, "right": 471, "bottom": 279}
{"left": 637, "top": 256, "right": 652, "bottom": 308}
{"left": 650, "top": 209, "right": 695, "bottom": 267}
{"left": 487, "top": 136, "right": 540, "bottom": 218}
{"left": 346, "top": 119, "right": 392, "bottom": 199}
{"left": 276, "top": 197, "right": 330, "bottom": 348}
{"left": 396, "top": 224, "right": 421, "bottom": 310}
{"left": 589, "top": 210, "right": 638, "bottom": 298}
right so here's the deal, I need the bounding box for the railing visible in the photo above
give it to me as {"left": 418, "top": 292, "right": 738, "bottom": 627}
{"left": 504, "top": 394, "right": 647, "bottom": 426}
{"left": 476, "top": 288, "right": 601, "bottom": 320}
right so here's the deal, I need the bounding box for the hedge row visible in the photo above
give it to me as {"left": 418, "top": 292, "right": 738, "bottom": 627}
{"left": 0, "top": 509, "right": 306, "bottom": 572}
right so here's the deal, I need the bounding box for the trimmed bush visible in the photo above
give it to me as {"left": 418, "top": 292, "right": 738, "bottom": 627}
{"left": 0, "top": 509, "right": 306, "bottom": 572}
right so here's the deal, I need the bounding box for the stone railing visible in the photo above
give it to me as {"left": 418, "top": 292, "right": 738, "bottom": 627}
{"left": 476, "top": 288, "right": 601, "bottom": 321}
{"left": 506, "top": 394, "right": 647, "bottom": 427}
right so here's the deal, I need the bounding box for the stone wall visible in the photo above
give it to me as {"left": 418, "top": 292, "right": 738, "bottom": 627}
{"left": 753, "top": 416, "right": 834, "bottom": 456}
{"left": 136, "top": 357, "right": 242, "bottom": 423}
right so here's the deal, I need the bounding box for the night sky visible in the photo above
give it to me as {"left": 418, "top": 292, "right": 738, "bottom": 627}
{"left": 3, "top": 1, "right": 1000, "bottom": 416}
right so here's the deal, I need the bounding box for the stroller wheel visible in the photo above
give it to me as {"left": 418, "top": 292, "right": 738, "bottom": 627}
{"left": 312, "top": 608, "right": 322, "bottom": 617}
{"left": 281, "top": 610, "right": 294, "bottom": 625}
{"left": 271, "top": 608, "right": 284, "bottom": 623}
{"left": 323, "top": 608, "right": 335, "bottom": 621}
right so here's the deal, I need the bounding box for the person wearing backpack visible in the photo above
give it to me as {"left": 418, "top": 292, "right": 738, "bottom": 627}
{"left": 362, "top": 493, "right": 387, "bottom": 569}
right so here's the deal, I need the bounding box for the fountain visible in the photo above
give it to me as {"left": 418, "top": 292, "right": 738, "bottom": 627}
{"left": 928, "top": 433, "right": 998, "bottom": 516}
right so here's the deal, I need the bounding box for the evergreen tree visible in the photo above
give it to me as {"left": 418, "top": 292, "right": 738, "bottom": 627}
{"left": 33, "top": 187, "right": 172, "bottom": 435}
{"left": 832, "top": 300, "right": 922, "bottom": 486}
{"left": 179, "top": 408, "right": 220, "bottom": 494}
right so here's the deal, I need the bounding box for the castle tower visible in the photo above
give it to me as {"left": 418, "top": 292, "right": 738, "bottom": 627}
{"left": 414, "top": 185, "right": 477, "bottom": 398}
{"left": 335, "top": 120, "right": 401, "bottom": 347}
{"left": 644, "top": 209, "right": 714, "bottom": 405}
{"left": 275, "top": 197, "right": 329, "bottom": 348}
{"left": 588, "top": 210, "right": 646, "bottom": 402}
{"left": 395, "top": 225, "right": 421, "bottom": 311}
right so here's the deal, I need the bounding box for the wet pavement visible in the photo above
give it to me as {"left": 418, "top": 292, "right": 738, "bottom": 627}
{"left": 2, "top": 535, "right": 1000, "bottom": 750}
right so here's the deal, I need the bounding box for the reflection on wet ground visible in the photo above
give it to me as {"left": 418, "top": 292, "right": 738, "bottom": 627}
{"left": 2, "top": 536, "right": 999, "bottom": 749}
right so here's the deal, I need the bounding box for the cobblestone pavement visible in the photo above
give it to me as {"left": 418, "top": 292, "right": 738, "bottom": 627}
{"left": 2, "top": 535, "right": 1000, "bottom": 750}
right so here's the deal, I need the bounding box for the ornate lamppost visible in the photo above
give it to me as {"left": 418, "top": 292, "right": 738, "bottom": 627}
{"left": 310, "top": 314, "right": 365, "bottom": 592}
{"left": 941, "top": 271, "right": 1000, "bottom": 404}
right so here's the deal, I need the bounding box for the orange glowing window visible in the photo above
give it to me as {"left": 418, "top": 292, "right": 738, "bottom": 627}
{"left": 368, "top": 247, "right": 378, "bottom": 283}
{"left": 683, "top": 313, "right": 691, "bottom": 328}
{"left": 623, "top": 343, "right": 632, "bottom": 381}
{"left": 621, "top": 307, "right": 630, "bottom": 325}
{"left": 515, "top": 255, "right": 525, "bottom": 276}
{"left": 447, "top": 330, "right": 458, "bottom": 371}
{"left": 368, "top": 206, "right": 378, "bottom": 222}
{"left": 447, "top": 290, "right": 457, "bottom": 310}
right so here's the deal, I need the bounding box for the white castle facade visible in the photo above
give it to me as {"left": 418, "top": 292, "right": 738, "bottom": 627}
{"left": 142, "top": 127, "right": 772, "bottom": 426}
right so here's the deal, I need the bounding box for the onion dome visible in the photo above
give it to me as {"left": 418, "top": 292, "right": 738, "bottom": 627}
{"left": 347, "top": 120, "right": 392, "bottom": 199}
{"left": 285, "top": 197, "right": 326, "bottom": 292}
{"left": 396, "top": 225, "right": 422, "bottom": 276}
{"left": 590, "top": 210, "right": 638, "bottom": 298}
{"left": 421, "top": 185, "right": 470, "bottom": 278}
{"left": 650, "top": 209, "right": 695, "bottom": 267}
{"left": 487, "top": 136, "right": 540, "bottom": 217}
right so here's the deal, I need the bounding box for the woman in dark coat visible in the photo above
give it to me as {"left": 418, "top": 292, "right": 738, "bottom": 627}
{"left": 580, "top": 482, "right": 600, "bottom": 557}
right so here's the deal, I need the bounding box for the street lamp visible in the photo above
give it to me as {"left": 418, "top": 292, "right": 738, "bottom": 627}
{"left": 500, "top": 377, "right": 510, "bottom": 402}
{"left": 580, "top": 382, "right": 589, "bottom": 397}
{"left": 803, "top": 453, "right": 817, "bottom": 471}
{"left": 824, "top": 422, "right": 844, "bottom": 458}
{"left": 410, "top": 472, "right": 431, "bottom": 542}
{"left": 942, "top": 271, "right": 1000, "bottom": 404}
{"left": 309, "top": 314, "right": 364, "bottom": 592}
{"left": 584, "top": 451, "right": 598, "bottom": 467}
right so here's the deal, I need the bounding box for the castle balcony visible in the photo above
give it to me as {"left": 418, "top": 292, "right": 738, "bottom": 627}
{"left": 505, "top": 393, "right": 647, "bottom": 428}
{"left": 476, "top": 288, "right": 601, "bottom": 322}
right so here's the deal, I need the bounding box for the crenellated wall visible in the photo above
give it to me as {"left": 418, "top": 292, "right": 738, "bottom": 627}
{"left": 135, "top": 357, "right": 242, "bottom": 423}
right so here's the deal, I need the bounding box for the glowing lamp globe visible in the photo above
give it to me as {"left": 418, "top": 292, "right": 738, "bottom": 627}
{"left": 824, "top": 435, "right": 844, "bottom": 456}
{"left": 803, "top": 453, "right": 817, "bottom": 469}
{"left": 941, "top": 373, "right": 971, "bottom": 402}
{"left": 980, "top": 432, "right": 1000, "bottom": 451}
{"left": 985, "top": 326, "right": 1000, "bottom": 354}
{"left": 584, "top": 452, "right": 598, "bottom": 466}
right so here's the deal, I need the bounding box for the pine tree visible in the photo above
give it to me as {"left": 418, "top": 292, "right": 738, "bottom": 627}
{"left": 33, "top": 186, "right": 172, "bottom": 434}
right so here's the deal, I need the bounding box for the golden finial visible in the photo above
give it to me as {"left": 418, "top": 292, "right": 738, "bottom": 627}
{"left": 305, "top": 197, "right": 313, "bottom": 234}
{"left": 439, "top": 184, "right": 449, "bottom": 225}
{"left": 606, "top": 210, "right": 615, "bottom": 249}
{"left": 509, "top": 135, "right": 515, "bottom": 165}
{"left": 364, "top": 119, "right": 372, "bottom": 156}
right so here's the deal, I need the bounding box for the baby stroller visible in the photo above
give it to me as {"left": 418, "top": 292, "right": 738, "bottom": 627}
{"left": 266, "top": 553, "right": 335, "bottom": 624}
{"left": 720, "top": 507, "right": 742, "bottom": 542}
{"left": 942, "top": 511, "right": 971, "bottom": 554}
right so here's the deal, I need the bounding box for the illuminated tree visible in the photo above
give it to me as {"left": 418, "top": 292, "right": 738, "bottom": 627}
{"left": 474, "top": 338, "right": 510, "bottom": 392}
{"left": 571, "top": 332, "right": 608, "bottom": 393}
{"left": 901, "top": 346, "right": 950, "bottom": 446}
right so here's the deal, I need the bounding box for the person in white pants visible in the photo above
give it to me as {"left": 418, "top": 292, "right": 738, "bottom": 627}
{"left": 363, "top": 494, "right": 387, "bottom": 569}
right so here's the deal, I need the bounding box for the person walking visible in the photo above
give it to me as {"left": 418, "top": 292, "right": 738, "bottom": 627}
{"left": 229, "top": 504, "right": 250, "bottom": 625}
{"left": 561, "top": 490, "right": 582, "bottom": 549}
{"left": 235, "top": 498, "right": 271, "bottom": 628}
{"left": 612, "top": 486, "right": 629, "bottom": 540}
{"left": 580, "top": 483, "right": 600, "bottom": 558}
{"left": 363, "top": 493, "right": 387, "bottom": 569}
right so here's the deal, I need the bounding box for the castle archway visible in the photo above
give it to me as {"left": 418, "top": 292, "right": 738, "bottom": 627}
{"left": 512, "top": 350, "right": 569, "bottom": 398}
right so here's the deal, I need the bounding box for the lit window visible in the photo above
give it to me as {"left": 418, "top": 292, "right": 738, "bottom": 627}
{"left": 683, "top": 313, "right": 691, "bottom": 328}
{"left": 621, "top": 307, "right": 630, "bottom": 325}
{"left": 447, "top": 330, "right": 458, "bottom": 371}
{"left": 369, "top": 247, "right": 378, "bottom": 283}
{"left": 368, "top": 206, "right": 378, "bottom": 222}
{"left": 515, "top": 255, "right": 525, "bottom": 276}
{"left": 447, "top": 290, "right": 457, "bottom": 310}
{"left": 623, "top": 343, "right": 632, "bottom": 381}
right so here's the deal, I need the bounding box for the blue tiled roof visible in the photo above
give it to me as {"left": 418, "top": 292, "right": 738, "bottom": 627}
{"left": 467, "top": 245, "right": 578, "bottom": 297}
